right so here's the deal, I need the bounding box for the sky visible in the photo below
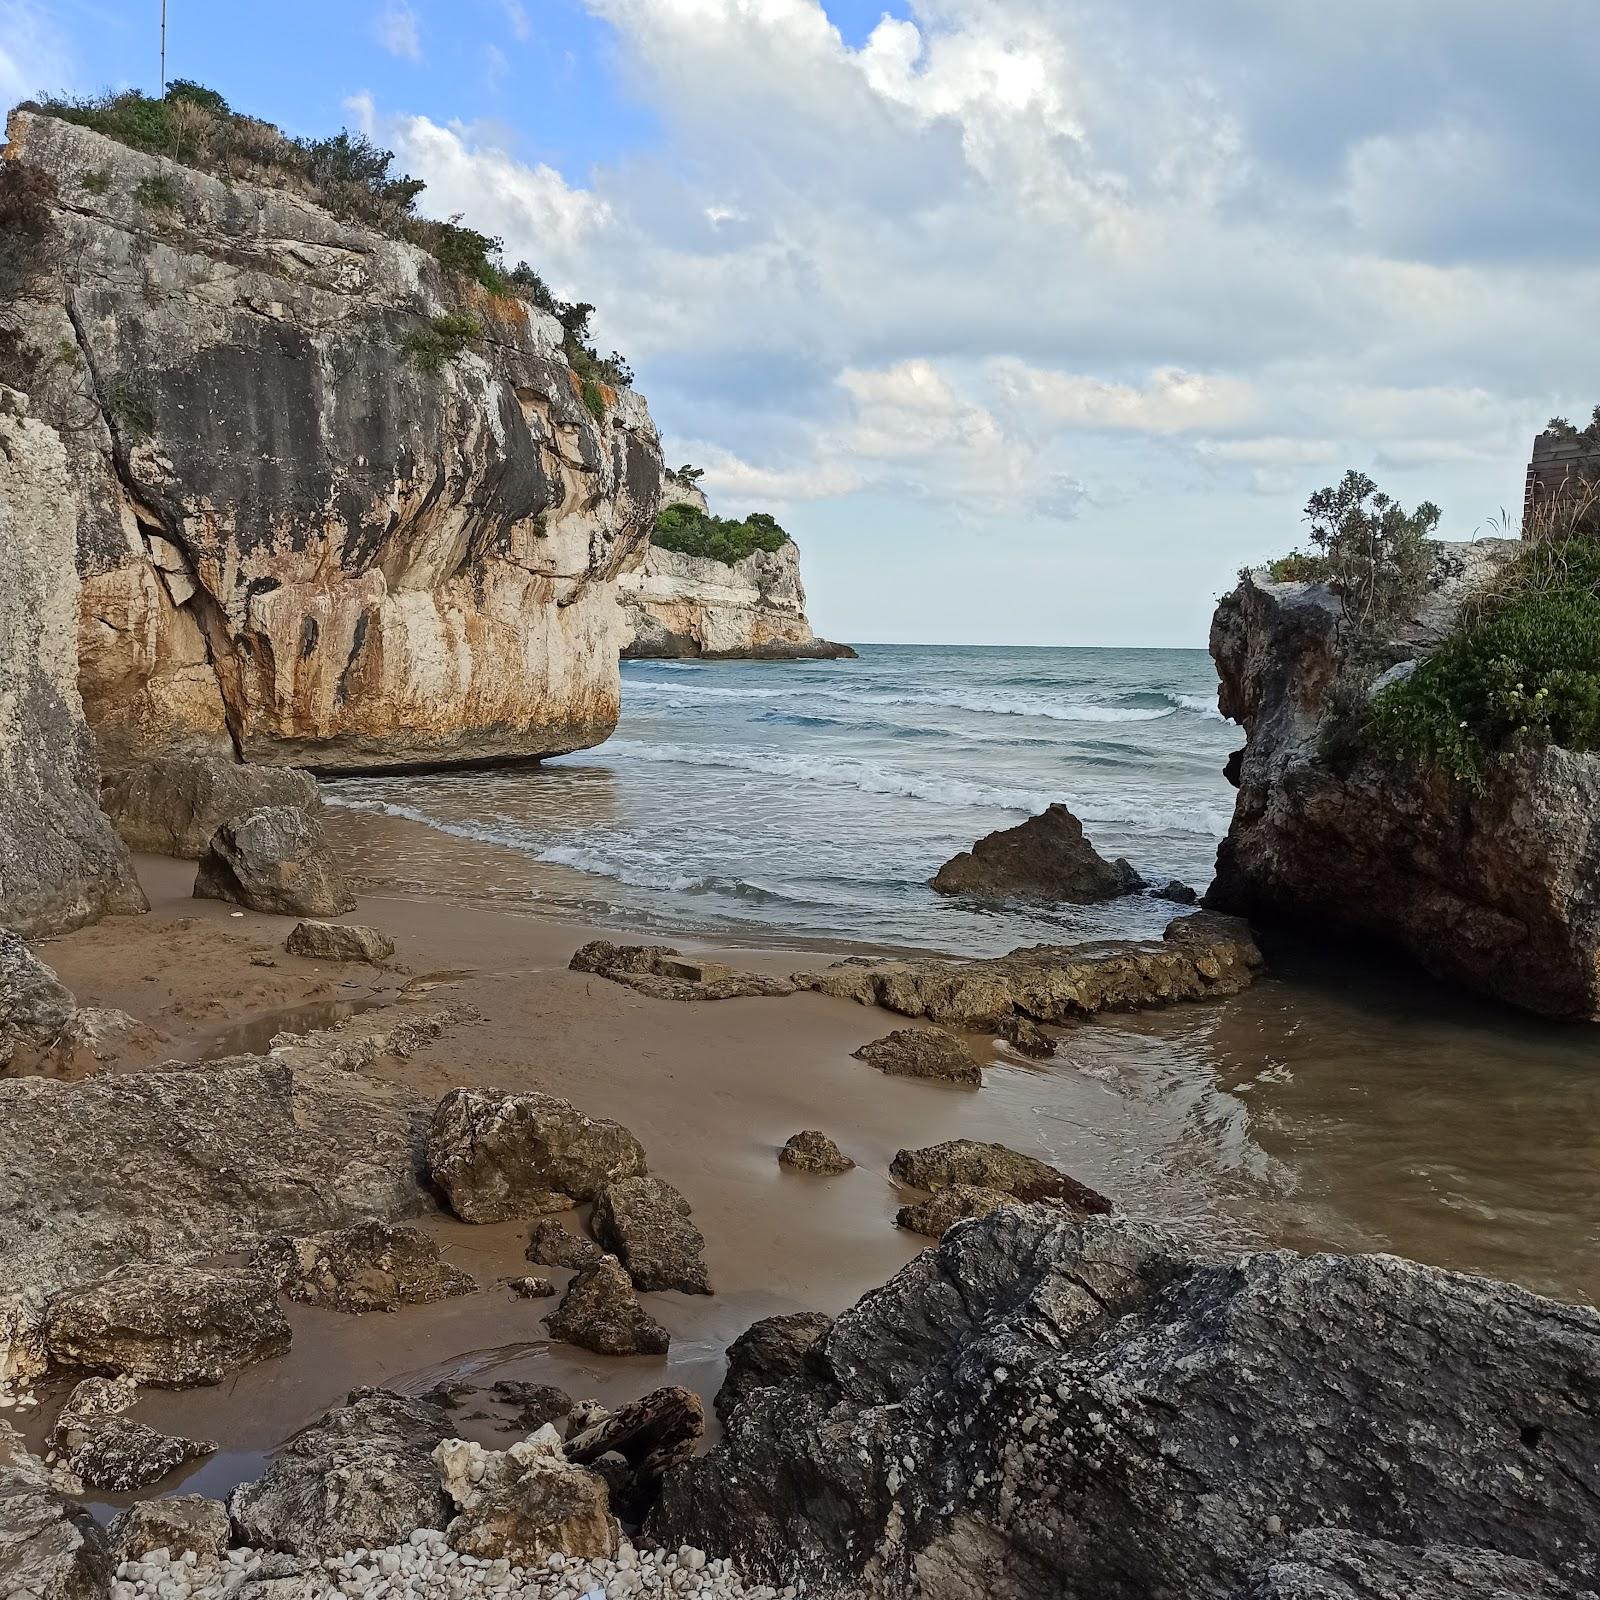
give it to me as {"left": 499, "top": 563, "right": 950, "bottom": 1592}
{"left": 3, "top": 1, "right": 1598, "bottom": 646}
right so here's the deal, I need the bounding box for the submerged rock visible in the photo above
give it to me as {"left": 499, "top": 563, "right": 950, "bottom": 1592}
{"left": 44, "top": 1264, "right": 291, "bottom": 1387}
{"left": 229, "top": 1390, "right": 454, "bottom": 1558}
{"left": 50, "top": 1375, "right": 216, "bottom": 1492}
{"left": 652, "top": 1207, "right": 1600, "bottom": 1600}
{"left": 193, "top": 805, "right": 356, "bottom": 918}
{"left": 853, "top": 1028, "right": 982, "bottom": 1087}
{"left": 570, "top": 941, "right": 797, "bottom": 1001}
{"left": 894, "top": 1183, "right": 1018, "bottom": 1238}
{"left": 592, "top": 1176, "right": 712, "bottom": 1295}
{"left": 249, "top": 1221, "right": 476, "bottom": 1313}
{"left": 435, "top": 1430, "right": 618, "bottom": 1565}
{"left": 795, "top": 911, "right": 1262, "bottom": 1028}
{"left": 544, "top": 1257, "right": 671, "bottom": 1357}
{"left": 101, "top": 755, "right": 320, "bottom": 859}
{"left": 429, "top": 1087, "right": 648, "bottom": 1223}
{"left": 0, "top": 1418, "right": 111, "bottom": 1600}
{"left": 778, "top": 1131, "right": 854, "bottom": 1174}
{"left": 107, "top": 1494, "right": 231, "bottom": 1564}
{"left": 995, "top": 1014, "right": 1055, "bottom": 1058}
{"left": 891, "top": 1139, "right": 1112, "bottom": 1212}
{"left": 526, "top": 1219, "right": 605, "bottom": 1272}
{"left": 283, "top": 919, "right": 395, "bottom": 966}
{"left": 931, "top": 803, "right": 1144, "bottom": 903}
{"left": 714, "top": 1313, "right": 832, "bottom": 1430}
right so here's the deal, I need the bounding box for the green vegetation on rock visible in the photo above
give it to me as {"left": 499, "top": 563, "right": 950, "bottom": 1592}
{"left": 403, "top": 313, "right": 484, "bottom": 375}
{"left": 652, "top": 504, "right": 789, "bottom": 566}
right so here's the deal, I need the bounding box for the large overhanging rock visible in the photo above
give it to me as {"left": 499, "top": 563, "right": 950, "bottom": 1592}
{"left": 0, "top": 1058, "right": 433, "bottom": 1300}
{"left": 6, "top": 110, "right": 664, "bottom": 773}
{"left": 650, "top": 1208, "right": 1600, "bottom": 1600}
{"left": 0, "top": 386, "right": 146, "bottom": 937}
{"left": 1206, "top": 561, "right": 1600, "bottom": 1018}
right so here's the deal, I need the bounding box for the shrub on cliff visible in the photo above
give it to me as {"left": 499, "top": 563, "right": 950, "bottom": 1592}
{"left": 652, "top": 505, "right": 789, "bottom": 565}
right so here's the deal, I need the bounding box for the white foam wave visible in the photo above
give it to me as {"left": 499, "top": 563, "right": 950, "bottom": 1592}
{"left": 1168, "top": 691, "right": 1223, "bottom": 719}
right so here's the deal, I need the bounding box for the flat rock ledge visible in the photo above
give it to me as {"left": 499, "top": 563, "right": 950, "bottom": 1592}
{"left": 570, "top": 942, "right": 798, "bottom": 1001}
{"left": 651, "top": 1207, "right": 1600, "bottom": 1600}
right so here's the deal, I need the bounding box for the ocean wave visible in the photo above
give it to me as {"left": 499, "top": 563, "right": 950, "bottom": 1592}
{"left": 1167, "top": 691, "right": 1223, "bottom": 719}
{"left": 535, "top": 843, "right": 799, "bottom": 905}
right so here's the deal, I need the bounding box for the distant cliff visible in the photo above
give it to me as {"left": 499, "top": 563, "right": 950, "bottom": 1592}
{"left": 3, "top": 107, "right": 664, "bottom": 773}
{"left": 619, "top": 478, "right": 854, "bottom": 661}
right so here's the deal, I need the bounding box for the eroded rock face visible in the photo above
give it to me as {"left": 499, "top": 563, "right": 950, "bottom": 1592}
{"left": 853, "top": 1028, "right": 982, "bottom": 1087}
{"left": 565, "top": 1387, "right": 706, "bottom": 1524}
{"left": 652, "top": 1209, "right": 1600, "bottom": 1600}
{"left": 526, "top": 1219, "right": 604, "bottom": 1272}
{"left": 283, "top": 920, "right": 395, "bottom": 966}
{"left": 7, "top": 110, "right": 664, "bottom": 774}
{"left": 193, "top": 805, "right": 355, "bottom": 917}
{"left": 0, "top": 1058, "right": 432, "bottom": 1300}
{"left": 44, "top": 1265, "right": 291, "bottom": 1387}
{"left": 229, "top": 1390, "right": 454, "bottom": 1558}
{"left": 0, "top": 386, "right": 145, "bottom": 939}
{"left": 890, "top": 1140, "right": 1112, "bottom": 1213}
{"left": 778, "top": 1131, "right": 854, "bottom": 1174}
{"left": 932, "top": 804, "right": 1144, "bottom": 903}
{"left": 713, "top": 1313, "right": 831, "bottom": 1430}
{"left": 107, "top": 1495, "right": 231, "bottom": 1565}
{"left": 1206, "top": 559, "right": 1600, "bottom": 1018}
{"left": 0, "top": 1419, "right": 112, "bottom": 1600}
{"left": 429, "top": 1088, "right": 648, "bottom": 1223}
{"left": 544, "top": 1258, "right": 671, "bottom": 1357}
{"left": 249, "top": 1221, "right": 476, "bottom": 1313}
{"left": 100, "top": 755, "right": 319, "bottom": 858}
{"left": 592, "top": 1177, "right": 711, "bottom": 1295}
{"left": 796, "top": 912, "right": 1262, "bottom": 1028}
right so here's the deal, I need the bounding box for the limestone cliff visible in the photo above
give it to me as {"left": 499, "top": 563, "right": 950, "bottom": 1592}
{"left": 1206, "top": 542, "right": 1600, "bottom": 1018}
{"left": 619, "top": 480, "right": 853, "bottom": 660}
{"left": 0, "top": 388, "right": 146, "bottom": 936}
{"left": 3, "top": 110, "right": 664, "bottom": 772}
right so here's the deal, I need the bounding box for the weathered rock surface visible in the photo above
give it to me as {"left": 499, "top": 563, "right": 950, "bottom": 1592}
{"left": 249, "top": 1221, "right": 476, "bottom": 1313}
{"left": 44, "top": 1264, "right": 291, "bottom": 1387}
{"left": 894, "top": 1183, "right": 1018, "bottom": 1238}
{"left": 193, "top": 805, "right": 355, "bottom": 917}
{"left": 1207, "top": 560, "right": 1600, "bottom": 1017}
{"left": 570, "top": 941, "right": 797, "bottom": 1001}
{"left": 490, "top": 1381, "right": 576, "bottom": 1434}
{"left": 0, "top": 386, "right": 145, "bottom": 938}
{"left": 50, "top": 1375, "right": 216, "bottom": 1492}
{"left": 796, "top": 911, "right": 1262, "bottom": 1028}
{"left": 853, "top": 1028, "right": 982, "bottom": 1087}
{"left": 620, "top": 528, "right": 853, "bottom": 661}
{"left": 107, "top": 1495, "right": 231, "bottom": 1564}
{"left": 435, "top": 1430, "right": 618, "bottom": 1564}
{"left": 713, "top": 1313, "right": 832, "bottom": 1430}
{"left": 7, "top": 109, "right": 665, "bottom": 773}
{"left": 890, "top": 1140, "right": 1112, "bottom": 1213}
{"left": 229, "top": 1390, "right": 454, "bottom": 1558}
{"left": 592, "top": 1177, "right": 711, "bottom": 1295}
{"left": 652, "top": 1208, "right": 1600, "bottom": 1600}
{"left": 544, "top": 1257, "right": 671, "bottom": 1357}
{"left": 0, "top": 929, "right": 78, "bottom": 1070}
{"left": 996, "top": 1014, "right": 1055, "bottom": 1058}
{"left": 565, "top": 1387, "right": 706, "bottom": 1523}
{"left": 284, "top": 919, "right": 395, "bottom": 965}
{"left": 429, "top": 1088, "right": 648, "bottom": 1223}
{"left": 932, "top": 803, "right": 1144, "bottom": 903}
{"left": 0, "top": 1058, "right": 432, "bottom": 1300}
{"left": 0, "top": 1418, "right": 112, "bottom": 1600}
{"left": 100, "top": 755, "right": 319, "bottom": 858}
{"left": 1241, "top": 1531, "right": 1587, "bottom": 1600}
{"left": 526, "top": 1219, "right": 605, "bottom": 1272}
{"left": 509, "top": 1274, "right": 556, "bottom": 1298}
{"left": 778, "top": 1131, "right": 854, "bottom": 1174}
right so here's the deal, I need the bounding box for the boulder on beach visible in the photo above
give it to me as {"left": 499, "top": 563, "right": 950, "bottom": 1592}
{"left": 50, "top": 1375, "right": 216, "bottom": 1493}
{"left": 193, "top": 804, "right": 355, "bottom": 918}
{"left": 778, "top": 1131, "right": 854, "bottom": 1174}
{"left": 571, "top": 940, "right": 798, "bottom": 1001}
{"left": 544, "top": 1257, "right": 671, "bottom": 1357}
{"left": 249, "top": 1221, "right": 477, "bottom": 1313}
{"left": 714, "top": 1312, "right": 832, "bottom": 1430}
{"left": 43, "top": 1263, "right": 291, "bottom": 1387}
{"left": 284, "top": 919, "right": 396, "bottom": 965}
{"left": 429, "top": 1087, "right": 648, "bottom": 1224}
{"left": 101, "top": 755, "right": 320, "bottom": 859}
{"left": 894, "top": 1183, "right": 1018, "bottom": 1238}
{"left": 891, "top": 1139, "right": 1112, "bottom": 1212}
{"left": 592, "top": 1176, "right": 712, "bottom": 1295}
{"left": 0, "top": 929, "right": 78, "bottom": 1071}
{"left": 651, "top": 1207, "right": 1600, "bottom": 1600}
{"left": 853, "top": 1027, "right": 983, "bottom": 1087}
{"left": 108, "top": 1494, "right": 232, "bottom": 1565}
{"left": 509, "top": 1274, "right": 556, "bottom": 1298}
{"left": 931, "top": 803, "right": 1144, "bottom": 903}
{"left": 0, "top": 1418, "right": 112, "bottom": 1600}
{"left": 527, "top": 1218, "right": 605, "bottom": 1272}
{"left": 228, "top": 1389, "right": 455, "bottom": 1559}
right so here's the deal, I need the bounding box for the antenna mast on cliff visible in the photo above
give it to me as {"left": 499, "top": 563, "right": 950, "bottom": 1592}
{"left": 159, "top": 0, "right": 167, "bottom": 92}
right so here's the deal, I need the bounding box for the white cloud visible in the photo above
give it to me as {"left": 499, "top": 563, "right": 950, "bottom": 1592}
{"left": 500, "top": 0, "right": 530, "bottom": 43}
{"left": 375, "top": 3, "right": 422, "bottom": 63}
{"left": 0, "top": 0, "right": 72, "bottom": 103}
{"left": 485, "top": 43, "right": 509, "bottom": 89}
{"left": 993, "top": 362, "right": 1258, "bottom": 436}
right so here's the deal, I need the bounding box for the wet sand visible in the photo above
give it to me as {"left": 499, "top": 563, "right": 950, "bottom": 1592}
{"left": 24, "top": 812, "right": 1599, "bottom": 1510}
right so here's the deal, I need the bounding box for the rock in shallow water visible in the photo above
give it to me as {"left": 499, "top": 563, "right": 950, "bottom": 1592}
{"left": 890, "top": 1138, "right": 1112, "bottom": 1212}
{"left": 0, "top": 1418, "right": 111, "bottom": 1600}
{"left": 249, "top": 1221, "right": 476, "bottom": 1313}
{"left": 777, "top": 1131, "right": 854, "bottom": 1174}
{"left": 429, "top": 1087, "right": 648, "bottom": 1223}
{"left": 544, "top": 1257, "right": 671, "bottom": 1357}
{"left": 592, "top": 1176, "right": 711, "bottom": 1295}
{"left": 526, "top": 1218, "right": 605, "bottom": 1271}
{"left": 50, "top": 1375, "right": 216, "bottom": 1492}
{"left": 894, "top": 1184, "right": 1018, "bottom": 1238}
{"left": 570, "top": 941, "right": 797, "bottom": 1001}
{"left": 651, "top": 1207, "right": 1600, "bottom": 1600}
{"left": 852, "top": 1027, "right": 982, "bottom": 1087}
{"left": 193, "top": 804, "right": 355, "bottom": 918}
{"left": 931, "top": 803, "right": 1145, "bottom": 903}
